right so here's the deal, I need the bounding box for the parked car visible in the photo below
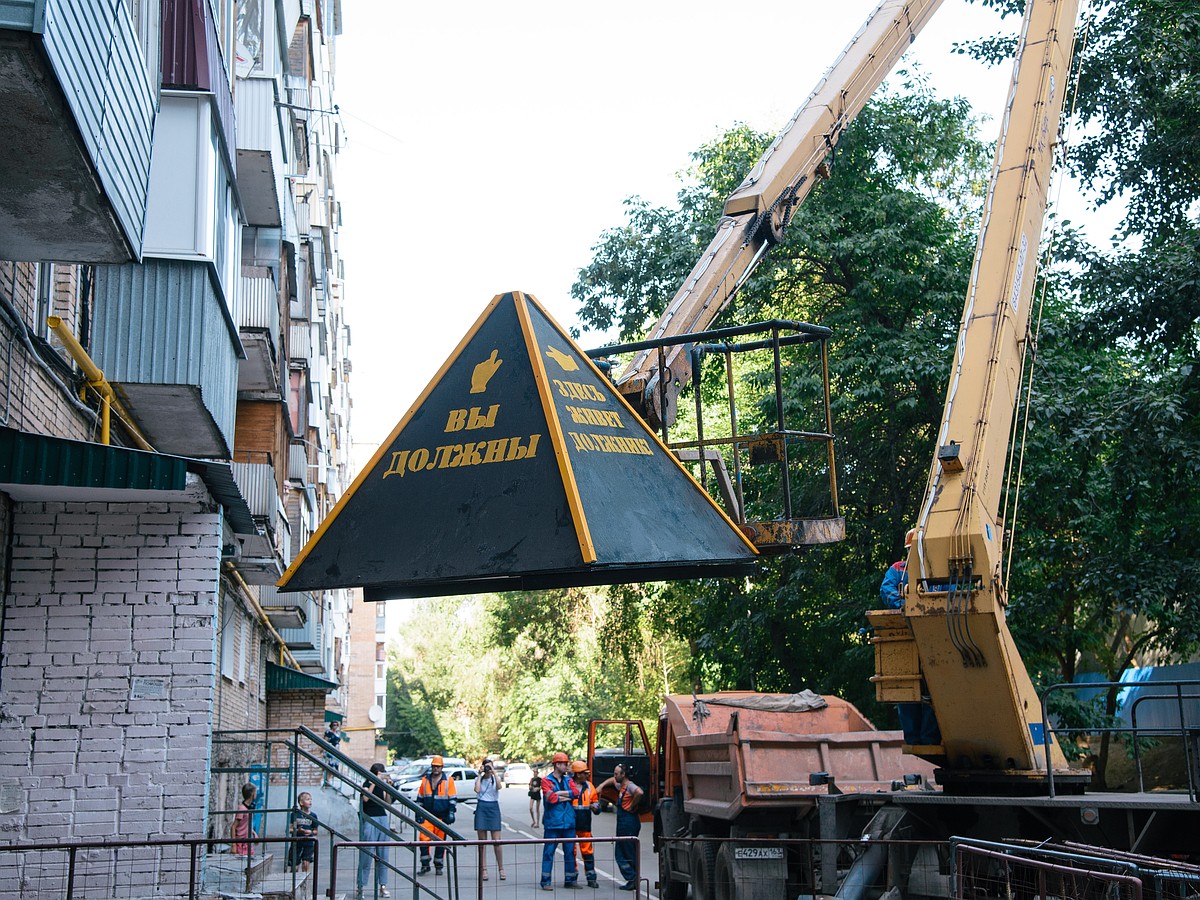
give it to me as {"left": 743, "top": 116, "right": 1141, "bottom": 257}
{"left": 504, "top": 761, "right": 534, "bottom": 789}
{"left": 394, "top": 765, "right": 478, "bottom": 805}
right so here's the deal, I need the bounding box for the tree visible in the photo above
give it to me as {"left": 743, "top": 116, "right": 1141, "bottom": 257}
{"left": 572, "top": 81, "right": 992, "bottom": 721}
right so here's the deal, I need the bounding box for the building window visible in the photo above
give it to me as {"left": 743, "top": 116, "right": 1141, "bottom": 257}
{"left": 33, "top": 263, "right": 54, "bottom": 341}
{"left": 220, "top": 601, "right": 235, "bottom": 680}
{"left": 376, "top": 662, "right": 385, "bottom": 680}
{"left": 237, "top": 618, "right": 249, "bottom": 684}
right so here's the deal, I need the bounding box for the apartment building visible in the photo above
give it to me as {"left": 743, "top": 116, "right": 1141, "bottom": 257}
{"left": 0, "top": 0, "right": 362, "bottom": 880}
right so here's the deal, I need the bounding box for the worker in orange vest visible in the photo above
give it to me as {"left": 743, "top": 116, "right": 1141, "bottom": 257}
{"left": 416, "top": 756, "right": 457, "bottom": 875}
{"left": 570, "top": 761, "right": 601, "bottom": 888}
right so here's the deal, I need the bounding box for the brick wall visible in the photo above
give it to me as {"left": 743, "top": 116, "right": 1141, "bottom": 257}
{"left": 0, "top": 478, "right": 221, "bottom": 855}
{"left": 0, "top": 261, "right": 96, "bottom": 441}
{"left": 266, "top": 690, "right": 326, "bottom": 785}
{"left": 346, "top": 590, "right": 386, "bottom": 770}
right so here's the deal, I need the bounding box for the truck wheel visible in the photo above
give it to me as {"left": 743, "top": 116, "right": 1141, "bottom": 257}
{"left": 690, "top": 840, "right": 719, "bottom": 900}
{"left": 659, "top": 848, "right": 687, "bottom": 900}
{"left": 714, "top": 844, "right": 736, "bottom": 900}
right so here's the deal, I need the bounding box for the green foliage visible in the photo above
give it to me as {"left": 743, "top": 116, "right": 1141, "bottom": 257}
{"left": 385, "top": 589, "right": 685, "bottom": 764}
{"left": 963, "top": 0, "right": 1200, "bottom": 354}
{"left": 569, "top": 83, "right": 989, "bottom": 722}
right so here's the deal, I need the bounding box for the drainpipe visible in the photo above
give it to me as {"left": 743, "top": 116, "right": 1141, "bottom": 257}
{"left": 225, "top": 562, "right": 302, "bottom": 671}
{"left": 46, "top": 315, "right": 154, "bottom": 451}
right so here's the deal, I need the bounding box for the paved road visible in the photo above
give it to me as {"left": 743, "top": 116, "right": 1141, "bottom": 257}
{"left": 319, "top": 780, "right": 660, "bottom": 899}
{"left": 490, "top": 780, "right": 657, "bottom": 897}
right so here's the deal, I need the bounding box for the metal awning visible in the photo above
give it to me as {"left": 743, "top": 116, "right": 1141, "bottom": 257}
{"left": 0, "top": 425, "right": 255, "bottom": 533}
{"left": 266, "top": 661, "right": 338, "bottom": 692}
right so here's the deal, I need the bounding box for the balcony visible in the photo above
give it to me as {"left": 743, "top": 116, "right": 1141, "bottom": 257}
{"left": 237, "top": 271, "right": 281, "bottom": 395}
{"left": 281, "top": 618, "right": 330, "bottom": 675}
{"left": 91, "top": 259, "right": 241, "bottom": 458}
{"left": 235, "top": 77, "right": 287, "bottom": 227}
{"left": 0, "top": 0, "right": 155, "bottom": 261}
{"left": 258, "top": 583, "right": 313, "bottom": 630}
{"left": 230, "top": 457, "right": 287, "bottom": 585}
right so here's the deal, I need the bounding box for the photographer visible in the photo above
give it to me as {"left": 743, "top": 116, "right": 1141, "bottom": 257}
{"left": 473, "top": 758, "right": 506, "bottom": 880}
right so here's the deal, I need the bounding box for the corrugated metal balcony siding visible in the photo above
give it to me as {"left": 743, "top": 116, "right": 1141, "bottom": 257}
{"left": 238, "top": 273, "right": 280, "bottom": 334}
{"left": 3, "top": 0, "right": 157, "bottom": 253}
{"left": 234, "top": 76, "right": 287, "bottom": 227}
{"left": 288, "top": 441, "right": 307, "bottom": 481}
{"left": 230, "top": 460, "right": 278, "bottom": 524}
{"left": 91, "top": 259, "right": 238, "bottom": 454}
{"left": 258, "top": 583, "right": 312, "bottom": 629}
{"left": 160, "top": 0, "right": 235, "bottom": 173}
{"left": 280, "top": 613, "right": 320, "bottom": 652}
{"left": 235, "top": 76, "right": 286, "bottom": 155}
{"left": 289, "top": 321, "right": 311, "bottom": 361}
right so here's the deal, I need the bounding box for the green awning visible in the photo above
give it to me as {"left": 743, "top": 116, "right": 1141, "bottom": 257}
{"left": 0, "top": 425, "right": 255, "bottom": 533}
{"left": 325, "top": 710, "right": 345, "bottom": 723}
{"left": 266, "top": 661, "right": 338, "bottom": 692}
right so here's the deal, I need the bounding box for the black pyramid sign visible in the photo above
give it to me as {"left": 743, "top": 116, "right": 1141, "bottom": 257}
{"left": 278, "top": 291, "right": 758, "bottom": 599}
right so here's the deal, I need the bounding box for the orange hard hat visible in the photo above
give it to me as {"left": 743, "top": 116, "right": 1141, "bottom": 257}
{"left": 905, "top": 528, "right": 916, "bottom": 548}
{"left": 570, "top": 761, "right": 588, "bottom": 773}
{"left": 431, "top": 755, "right": 444, "bottom": 766}
{"left": 552, "top": 751, "right": 569, "bottom": 763}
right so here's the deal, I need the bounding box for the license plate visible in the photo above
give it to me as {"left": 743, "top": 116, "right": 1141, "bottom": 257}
{"left": 734, "top": 847, "right": 784, "bottom": 860}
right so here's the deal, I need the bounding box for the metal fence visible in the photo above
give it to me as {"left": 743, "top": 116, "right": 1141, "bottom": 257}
{"left": 329, "top": 835, "right": 643, "bottom": 900}
{"left": 656, "top": 834, "right": 952, "bottom": 900}
{"left": 0, "top": 836, "right": 316, "bottom": 900}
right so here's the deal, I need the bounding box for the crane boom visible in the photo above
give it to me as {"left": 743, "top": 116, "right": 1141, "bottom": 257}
{"left": 872, "top": 0, "right": 1080, "bottom": 786}
{"left": 616, "top": 0, "right": 945, "bottom": 427}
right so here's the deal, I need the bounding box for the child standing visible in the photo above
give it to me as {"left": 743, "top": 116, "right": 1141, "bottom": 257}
{"left": 528, "top": 768, "right": 542, "bottom": 827}
{"left": 289, "top": 791, "right": 319, "bottom": 873}
{"left": 231, "top": 783, "right": 258, "bottom": 856}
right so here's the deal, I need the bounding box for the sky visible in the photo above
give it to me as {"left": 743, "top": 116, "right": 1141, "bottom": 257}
{"left": 334, "top": 0, "right": 1018, "bottom": 461}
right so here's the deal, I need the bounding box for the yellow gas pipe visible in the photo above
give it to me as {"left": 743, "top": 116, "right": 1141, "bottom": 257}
{"left": 46, "top": 315, "right": 154, "bottom": 452}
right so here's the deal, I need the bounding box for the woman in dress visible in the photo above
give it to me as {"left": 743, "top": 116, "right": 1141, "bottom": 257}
{"left": 474, "top": 758, "right": 505, "bottom": 880}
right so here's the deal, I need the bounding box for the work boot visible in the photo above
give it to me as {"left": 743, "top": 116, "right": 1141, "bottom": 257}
{"left": 588, "top": 880, "right": 599, "bottom": 889}
{"left": 434, "top": 864, "right": 444, "bottom": 875}
{"left": 565, "top": 883, "right": 583, "bottom": 890}
{"left": 418, "top": 865, "right": 430, "bottom": 875}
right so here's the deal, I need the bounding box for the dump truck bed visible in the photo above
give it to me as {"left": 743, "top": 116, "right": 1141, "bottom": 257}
{"left": 662, "top": 692, "right": 937, "bottom": 821}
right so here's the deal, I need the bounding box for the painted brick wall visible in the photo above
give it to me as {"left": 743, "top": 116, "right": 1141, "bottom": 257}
{"left": 0, "top": 480, "right": 221, "bottom": 860}
{"left": 266, "top": 690, "right": 326, "bottom": 785}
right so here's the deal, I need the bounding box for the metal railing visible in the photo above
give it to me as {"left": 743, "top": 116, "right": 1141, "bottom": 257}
{"left": 1039, "top": 679, "right": 1200, "bottom": 797}
{"left": 0, "top": 836, "right": 317, "bottom": 899}
{"left": 586, "top": 319, "right": 844, "bottom": 553}
{"left": 952, "top": 838, "right": 1144, "bottom": 900}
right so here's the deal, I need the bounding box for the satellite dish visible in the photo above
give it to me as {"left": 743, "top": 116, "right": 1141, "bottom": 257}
{"left": 367, "top": 704, "right": 384, "bottom": 724}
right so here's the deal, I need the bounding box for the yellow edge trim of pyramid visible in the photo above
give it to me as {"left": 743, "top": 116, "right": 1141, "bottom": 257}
{"left": 522, "top": 293, "right": 759, "bottom": 558}
{"left": 515, "top": 292, "right": 597, "bottom": 564}
{"left": 277, "top": 293, "right": 510, "bottom": 589}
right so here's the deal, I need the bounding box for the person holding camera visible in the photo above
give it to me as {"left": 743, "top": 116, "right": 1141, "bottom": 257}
{"left": 474, "top": 758, "right": 506, "bottom": 880}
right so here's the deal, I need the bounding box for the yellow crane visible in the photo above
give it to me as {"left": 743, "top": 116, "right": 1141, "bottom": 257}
{"left": 868, "top": 0, "right": 1081, "bottom": 789}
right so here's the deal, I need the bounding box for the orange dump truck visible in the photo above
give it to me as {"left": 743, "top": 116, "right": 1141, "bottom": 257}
{"left": 588, "top": 692, "right": 936, "bottom": 900}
